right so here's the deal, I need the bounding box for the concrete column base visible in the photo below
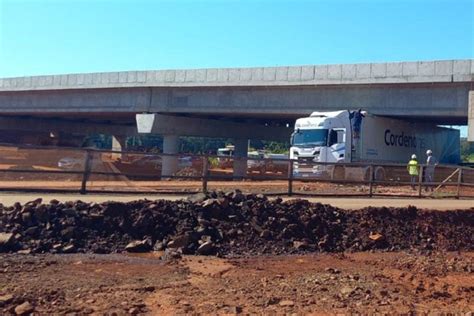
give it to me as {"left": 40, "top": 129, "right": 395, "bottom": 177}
{"left": 162, "top": 135, "right": 179, "bottom": 178}
{"left": 111, "top": 136, "right": 127, "bottom": 159}
{"left": 233, "top": 138, "right": 248, "bottom": 179}
{"left": 468, "top": 91, "right": 474, "bottom": 142}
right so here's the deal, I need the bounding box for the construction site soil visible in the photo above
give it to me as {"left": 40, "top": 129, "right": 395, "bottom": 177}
{"left": 0, "top": 192, "right": 473, "bottom": 313}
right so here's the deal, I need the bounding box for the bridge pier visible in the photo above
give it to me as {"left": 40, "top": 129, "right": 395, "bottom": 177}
{"left": 162, "top": 134, "right": 179, "bottom": 178}
{"left": 233, "top": 138, "right": 249, "bottom": 179}
{"left": 468, "top": 91, "right": 474, "bottom": 142}
{"left": 111, "top": 135, "right": 127, "bottom": 159}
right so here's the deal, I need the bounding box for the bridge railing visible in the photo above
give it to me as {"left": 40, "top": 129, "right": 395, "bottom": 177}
{"left": 0, "top": 143, "right": 472, "bottom": 198}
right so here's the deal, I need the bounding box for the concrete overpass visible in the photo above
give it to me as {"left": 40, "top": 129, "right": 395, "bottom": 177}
{"left": 0, "top": 59, "right": 473, "bottom": 175}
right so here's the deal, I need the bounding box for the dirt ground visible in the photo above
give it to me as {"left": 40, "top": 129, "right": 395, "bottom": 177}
{"left": 1, "top": 192, "right": 473, "bottom": 210}
{"left": 0, "top": 251, "right": 472, "bottom": 314}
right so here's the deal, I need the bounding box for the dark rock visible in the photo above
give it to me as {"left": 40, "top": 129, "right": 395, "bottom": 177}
{"left": 125, "top": 240, "right": 152, "bottom": 253}
{"left": 293, "top": 240, "right": 309, "bottom": 250}
{"left": 260, "top": 230, "right": 272, "bottom": 239}
{"left": 26, "top": 198, "right": 42, "bottom": 206}
{"left": 153, "top": 241, "right": 164, "bottom": 251}
{"left": 62, "top": 208, "right": 76, "bottom": 216}
{"left": 24, "top": 226, "right": 38, "bottom": 236}
{"left": 62, "top": 244, "right": 76, "bottom": 253}
{"left": 167, "top": 235, "right": 191, "bottom": 249}
{"left": 60, "top": 227, "right": 76, "bottom": 240}
{"left": 196, "top": 241, "right": 214, "bottom": 255}
{"left": 0, "top": 233, "right": 15, "bottom": 252}
{"left": 187, "top": 193, "right": 208, "bottom": 203}
{"left": 161, "top": 248, "right": 182, "bottom": 261}
{"left": 102, "top": 202, "right": 129, "bottom": 217}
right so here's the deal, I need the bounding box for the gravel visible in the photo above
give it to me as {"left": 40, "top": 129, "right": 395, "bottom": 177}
{"left": 0, "top": 191, "right": 472, "bottom": 256}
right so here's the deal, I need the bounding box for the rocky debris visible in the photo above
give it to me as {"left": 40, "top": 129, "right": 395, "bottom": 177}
{"left": 369, "top": 232, "right": 384, "bottom": 241}
{"left": 14, "top": 301, "right": 34, "bottom": 315}
{"left": 0, "top": 233, "right": 16, "bottom": 252}
{"left": 293, "top": 240, "right": 309, "bottom": 250}
{"left": 0, "top": 191, "right": 473, "bottom": 256}
{"left": 161, "top": 248, "right": 182, "bottom": 261}
{"left": 125, "top": 240, "right": 152, "bottom": 253}
{"left": 196, "top": 241, "right": 215, "bottom": 255}
{"left": 279, "top": 300, "right": 295, "bottom": 307}
{"left": 0, "top": 294, "right": 14, "bottom": 306}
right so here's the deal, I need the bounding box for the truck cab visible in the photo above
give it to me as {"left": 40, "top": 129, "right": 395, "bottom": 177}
{"left": 290, "top": 111, "right": 353, "bottom": 177}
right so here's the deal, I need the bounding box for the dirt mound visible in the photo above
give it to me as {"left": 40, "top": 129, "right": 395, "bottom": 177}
{"left": 0, "top": 192, "right": 473, "bottom": 255}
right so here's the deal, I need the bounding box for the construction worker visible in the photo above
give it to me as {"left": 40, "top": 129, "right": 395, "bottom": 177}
{"left": 425, "top": 149, "right": 437, "bottom": 192}
{"left": 407, "top": 154, "right": 419, "bottom": 190}
{"left": 349, "top": 108, "right": 365, "bottom": 140}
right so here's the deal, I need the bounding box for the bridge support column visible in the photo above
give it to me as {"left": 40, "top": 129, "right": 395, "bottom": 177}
{"left": 468, "top": 91, "right": 474, "bottom": 142}
{"left": 162, "top": 135, "right": 179, "bottom": 178}
{"left": 111, "top": 136, "right": 127, "bottom": 159}
{"left": 112, "top": 136, "right": 126, "bottom": 151}
{"left": 233, "top": 138, "right": 248, "bottom": 179}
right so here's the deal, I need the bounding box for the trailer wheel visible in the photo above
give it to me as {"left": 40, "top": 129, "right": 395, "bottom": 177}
{"left": 374, "top": 167, "right": 386, "bottom": 181}
{"left": 259, "top": 165, "right": 266, "bottom": 175}
{"left": 332, "top": 165, "right": 345, "bottom": 180}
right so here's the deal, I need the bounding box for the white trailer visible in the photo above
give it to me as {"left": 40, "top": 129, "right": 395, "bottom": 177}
{"left": 290, "top": 110, "right": 460, "bottom": 180}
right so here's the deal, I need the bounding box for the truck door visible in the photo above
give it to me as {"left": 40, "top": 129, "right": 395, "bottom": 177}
{"left": 327, "top": 128, "right": 346, "bottom": 162}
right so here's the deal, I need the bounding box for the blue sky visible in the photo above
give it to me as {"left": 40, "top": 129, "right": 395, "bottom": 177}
{"left": 0, "top": 0, "right": 472, "bottom": 77}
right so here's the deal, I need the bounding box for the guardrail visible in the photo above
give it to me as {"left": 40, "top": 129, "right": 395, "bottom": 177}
{"left": 0, "top": 143, "right": 472, "bottom": 198}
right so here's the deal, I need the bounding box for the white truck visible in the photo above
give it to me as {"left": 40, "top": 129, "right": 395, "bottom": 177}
{"left": 290, "top": 110, "right": 460, "bottom": 180}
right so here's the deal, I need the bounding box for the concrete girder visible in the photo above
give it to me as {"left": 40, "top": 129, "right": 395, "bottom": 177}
{"left": 1, "top": 60, "right": 472, "bottom": 91}
{"left": 0, "top": 82, "right": 472, "bottom": 125}
{"left": 136, "top": 113, "right": 291, "bottom": 142}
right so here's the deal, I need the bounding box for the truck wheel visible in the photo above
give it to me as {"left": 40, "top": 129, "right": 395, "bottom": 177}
{"left": 374, "top": 167, "right": 386, "bottom": 181}
{"left": 332, "top": 165, "right": 345, "bottom": 180}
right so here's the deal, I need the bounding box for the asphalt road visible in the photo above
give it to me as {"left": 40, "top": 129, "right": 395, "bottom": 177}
{"left": 0, "top": 192, "right": 472, "bottom": 210}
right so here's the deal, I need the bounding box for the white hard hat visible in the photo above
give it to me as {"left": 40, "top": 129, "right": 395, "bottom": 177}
{"left": 411, "top": 154, "right": 417, "bottom": 159}
{"left": 426, "top": 150, "right": 432, "bottom": 155}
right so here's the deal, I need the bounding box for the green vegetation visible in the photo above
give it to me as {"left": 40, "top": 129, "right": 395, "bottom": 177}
{"left": 460, "top": 138, "right": 474, "bottom": 162}
{"left": 82, "top": 134, "right": 290, "bottom": 155}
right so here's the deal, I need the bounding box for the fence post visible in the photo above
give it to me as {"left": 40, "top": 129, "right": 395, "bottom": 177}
{"left": 288, "top": 160, "right": 294, "bottom": 196}
{"left": 368, "top": 165, "right": 374, "bottom": 197}
{"left": 80, "top": 150, "right": 92, "bottom": 195}
{"left": 417, "top": 165, "right": 424, "bottom": 198}
{"left": 456, "top": 168, "right": 463, "bottom": 199}
{"left": 202, "top": 155, "right": 208, "bottom": 194}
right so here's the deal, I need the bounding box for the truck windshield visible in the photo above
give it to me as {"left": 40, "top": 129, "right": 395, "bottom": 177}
{"left": 292, "top": 129, "right": 328, "bottom": 146}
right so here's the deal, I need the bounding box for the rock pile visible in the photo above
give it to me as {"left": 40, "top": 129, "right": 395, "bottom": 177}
{"left": 0, "top": 192, "right": 473, "bottom": 256}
